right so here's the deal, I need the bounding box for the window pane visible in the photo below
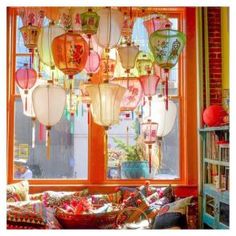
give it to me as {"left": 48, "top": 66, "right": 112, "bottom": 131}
{"left": 14, "top": 99, "right": 88, "bottom": 179}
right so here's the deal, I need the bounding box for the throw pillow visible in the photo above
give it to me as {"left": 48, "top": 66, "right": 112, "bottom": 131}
{"left": 91, "top": 191, "right": 122, "bottom": 204}
{"left": 7, "top": 180, "right": 29, "bottom": 202}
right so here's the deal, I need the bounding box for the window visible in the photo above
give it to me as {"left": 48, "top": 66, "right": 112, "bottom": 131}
{"left": 7, "top": 7, "right": 198, "bottom": 186}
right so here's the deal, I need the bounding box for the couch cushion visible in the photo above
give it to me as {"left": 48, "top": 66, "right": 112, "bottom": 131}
{"left": 7, "top": 180, "right": 29, "bottom": 202}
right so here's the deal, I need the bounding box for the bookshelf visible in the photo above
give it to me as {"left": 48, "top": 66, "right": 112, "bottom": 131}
{"left": 199, "top": 125, "right": 229, "bottom": 229}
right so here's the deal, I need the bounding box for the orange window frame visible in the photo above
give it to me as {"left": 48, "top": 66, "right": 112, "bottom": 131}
{"left": 7, "top": 7, "right": 197, "bottom": 191}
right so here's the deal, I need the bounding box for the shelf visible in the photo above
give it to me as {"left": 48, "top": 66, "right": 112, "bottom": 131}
{"left": 204, "top": 158, "right": 229, "bottom": 166}
{"left": 199, "top": 125, "right": 229, "bottom": 132}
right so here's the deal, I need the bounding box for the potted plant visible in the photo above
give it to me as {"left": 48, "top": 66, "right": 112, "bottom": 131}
{"left": 113, "top": 136, "right": 150, "bottom": 179}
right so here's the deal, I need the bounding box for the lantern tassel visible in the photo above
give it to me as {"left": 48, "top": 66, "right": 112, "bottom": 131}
{"left": 25, "top": 96, "right": 28, "bottom": 111}
{"left": 165, "top": 69, "right": 169, "bottom": 110}
{"left": 148, "top": 144, "right": 152, "bottom": 174}
{"left": 32, "top": 118, "right": 36, "bottom": 148}
{"left": 46, "top": 127, "right": 51, "bottom": 160}
{"left": 104, "top": 128, "right": 108, "bottom": 176}
{"left": 148, "top": 97, "right": 152, "bottom": 117}
{"left": 39, "top": 123, "right": 44, "bottom": 141}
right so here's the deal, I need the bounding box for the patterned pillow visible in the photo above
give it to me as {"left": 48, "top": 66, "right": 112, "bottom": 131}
{"left": 29, "top": 192, "right": 44, "bottom": 201}
{"left": 158, "top": 196, "right": 193, "bottom": 216}
{"left": 91, "top": 191, "right": 122, "bottom": 204}
{"left": 7, "top": 201, "right": 47, "bottom": 229}
{"left": 7, "top": 181, "right": 29, "bottom": 202}
{"left": 118, "top": 187, "right": 136, "bottom": 200}
{"left": 43, "top": 189, "right": 89, "bottom": 208}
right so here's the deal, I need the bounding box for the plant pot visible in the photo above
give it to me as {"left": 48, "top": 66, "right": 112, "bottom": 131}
{"left": 121, "top": 161, "right": 149, "bottom": 179}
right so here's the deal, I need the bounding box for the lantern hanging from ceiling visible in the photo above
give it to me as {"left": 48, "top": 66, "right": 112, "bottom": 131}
{"left": 15, "top": 63, "right": 37, "bottom": 111}
{"left": 136, "top": 51, "right": 154, "bottom": 76}
{"left": 111, "top": 77, "right": 143, "bottom": 112}
{"left": 51, "top": 31, "right": 89, "bottom": 78}
{"left": 149, "top": 24, "right": 186, "bottom": 110}
{"left": 121, "top": 12, "right": 135, "bottom": 41}
{"left": 139, "top": 75, "right": 160, "bottom": 117}
{"left": 32, "top": 83, "right": 66, "bottom": 160}
{"left": 117, "top": 43, "right": 139, "bottom": 74}
{"left": 84, "top": 50, "right": 100, "bottom": 79}
{"left": 79, "top": 81, "right": 92, "bottom": 107}
{"left": 95, "top": 8, "right": 123, "bottom": 50}
{"left": 37, "top": 21, "right": 65, "bottom": 69}
{"left": 143, "top": 16, "right": 172, "bottom": 36}
{"left": 99, "top": 51, "right": 116, "bottom": 80}
{"left": 80, "top": 8, "right": 100, "bottom": 37}
{"left": 141, "top": 119, "right": 158, "bottom": 173}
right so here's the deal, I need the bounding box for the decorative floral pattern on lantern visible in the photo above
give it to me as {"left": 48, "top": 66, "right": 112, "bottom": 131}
{"left": 143, "top": 16, "right": 172, "bottom": 36}
{"left": 136, "top": 52, "right": 154, "bottom": 76}
{"left": 95, "top": 8, "right": 123, "bottom": 49}
{"left": 121, "top": 13, "right": 135, "bottom": 40}
{"left": 84, "top": 83, "right": 126, "bottom": 128}
{"left": 117, "top": 43, "right": 139, "bottom": 73}
{"left": 141, "top": 119, "right": 158, "bottom": 144}
{"left": 100, "top": 52, "right": 116, "bottom": 79}
{"left": 84, "top": 50, "right": 100, "bottom": 76}
{"left": 37, "top": 21, "right": 65, "bottom": 68}
{"left": 149, "top": 28, "right": 186, "bottom": 69}
{"left": 80, "top": 8, "right": 100, "bottom": 36}
{"left": 111, "top": 78, "right": 143, "bottom": 111}
{"left": 51, "top": 31, "right": 89, "bottom": 76}
{"left": 20, "top": 25, "right": 41, "bottom": 49}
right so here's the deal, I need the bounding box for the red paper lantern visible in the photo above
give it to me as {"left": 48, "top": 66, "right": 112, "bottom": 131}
{"left": 51, "top": 31, "right": 89, "bottom": 77}
{"left": 203, "top": 105, "right": 228, "bottom": 127}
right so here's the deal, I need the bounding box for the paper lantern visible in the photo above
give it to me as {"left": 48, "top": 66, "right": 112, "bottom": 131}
{"left": 95, "top": 8, "right": 123, "bottom": 49}
{"left": 136, "top": 52, "right": 154, "bottom": 76}
{"left": 141, "top": 119, "right": 158, "bottom": 173}
{"left": 51, "top": 31, "right": 89, "bottom": 77}
{"left": 139, "top": 75, "right": 160, "bottom": 116}
{"left": 32, "top": 84, "right": 66, "bottom": 159}
{"left": 203, "top": 105, "right": 228, "bottom": 127}
{"left": 112, "top": 78, "right": 143, "bottom": 111}
{"left": 80, "top": 8, "right": 100, "bottom": 36}
{"left": 84, "top": 83, "right": 126, "bottom": 128}
{"left": 143, "top": 16, "right": 172, "bottom": 36}
{"left": 100, "top": 52, "right": 116, "bottom": 80}
{"left": 121, "top": 12, "right": 135, "bottom": 40}
{"left": 37, "top": 21, "right": 65, "bottom": 68}
{"left": 117, "top": 43, "right": 139, "bottom": 73}
{"left": 79, "top": 82, "right": 92, "bottom": 106}
{"left": 149, "top": 27, "right": 186, "bottom": 70}
{"left": 84, "top": 50, "right": 100, "bottom": 77}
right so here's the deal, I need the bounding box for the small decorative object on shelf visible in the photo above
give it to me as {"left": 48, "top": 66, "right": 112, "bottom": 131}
{"left": 199, "top": 125, "right": 229, "bottom": 229}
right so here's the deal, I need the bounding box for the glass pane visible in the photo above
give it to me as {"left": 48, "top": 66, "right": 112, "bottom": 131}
{"left": 107, "top": 99, "right": 180, "bottom": 180}
{"left": 219, "top": 202, "right": 229, "bottom": 226}
{"left": 14, "top": 99, "right": 88, "bottom": 179}
{"left": 205, "top": 195, "right": 216, "bottom": 217}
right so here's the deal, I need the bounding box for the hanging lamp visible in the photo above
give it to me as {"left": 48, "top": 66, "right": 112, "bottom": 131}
{"left": 141, "top": 119, "right": 158, "bottom": 173}
{"left": 136, "top": 51, "right": 154, "bottom": 76}
{"left": 149, "top": 24, "right": 186, "bottom": 110}
{"left": 32, "top": 83, "right": 66, "bottom": 159}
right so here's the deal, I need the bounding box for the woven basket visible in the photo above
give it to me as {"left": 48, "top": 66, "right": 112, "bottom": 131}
{"left": 55, "top": 206, "right": 121, "bottom": 229}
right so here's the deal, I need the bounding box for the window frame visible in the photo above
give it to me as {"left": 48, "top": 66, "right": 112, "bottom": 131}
{"left": 7, "top": 7, "right": 198, "bottom": 189}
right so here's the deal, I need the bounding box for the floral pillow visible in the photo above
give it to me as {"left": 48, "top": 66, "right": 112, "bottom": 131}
{"left": 7, "top": 200, "right": 47, "bottom": 229}
{"left": 91, "top": 191, "right": 122, "bottom": 204}
{"left": 7, "top": 180, "right": 29, "bottom": 202}
{"left": 42, "top": 189, "right": 89, "bottom": 208}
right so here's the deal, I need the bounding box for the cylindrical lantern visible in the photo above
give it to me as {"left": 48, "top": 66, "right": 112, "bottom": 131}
{"left": 117, "top": 43, "right": 139, "bottom": 73}
{"left": 136, "top": 52, "right": 154, "bottom": 76}
{"left": 141, "top": 119, "right": 158, "bottom": 173}
{"left": 121, "top": 12, "right": 135, "bottom": 40}
{"left": 95, "top": 8, "right": 123, "bottom": 49}
{"left": 99, "top": 52, "right": 116, "bottom": 80}
{"left": 143, "top": 16, "right": 172, "bottom": 36}
{"left": 84, "top": 50, "right": 100, "bottom": 77}
{"left": 37, "top": 21, "right": 65, "bottom": 68}
{"left": 149, "top": 28, "right": 186, "bottom": 70}
{"left": 80, "top": 8, "right": 100, "bottom": 36}
{"left": 51, "top": 31, "right": 89, "bottom": 77}
{"left": 32, "top": 84, "right": 66, "bottom": 159}
{"left": 111, "top": 77, "right": 143, "bottom": 111}
{"left": 84, "top": 83, "right": 126, "bottom": 128}
{"left": 139, "top": 75, "right": 160, "bottom": 116}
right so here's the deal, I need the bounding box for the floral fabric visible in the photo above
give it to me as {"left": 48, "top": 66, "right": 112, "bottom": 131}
{"left": 7, "top": 181, "right": 29, "bottom": 202}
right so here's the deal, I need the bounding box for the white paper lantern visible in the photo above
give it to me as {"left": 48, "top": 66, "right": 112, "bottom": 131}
{"left": 95, "top": 8, "right": 123, "bottom": 49}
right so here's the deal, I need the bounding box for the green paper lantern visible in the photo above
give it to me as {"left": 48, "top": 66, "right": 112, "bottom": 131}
{"left": 135, "top": 51, "right": 154, "bottom": 76}
{"left": 149, "top": 29, "right": 186, "bottom": 69}
{"left": 80, "top": 9, "right": 100, "bottom": 36}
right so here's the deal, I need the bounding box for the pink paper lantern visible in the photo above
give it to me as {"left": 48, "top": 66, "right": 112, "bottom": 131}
{"left": 112, "top": 78, "right": 143, "bottom": 111}
{"left": 143, "top": 16, "right": 172, "bottom": 36}
{"left": 85, "top": 50, "right": 100, "bottom": 76}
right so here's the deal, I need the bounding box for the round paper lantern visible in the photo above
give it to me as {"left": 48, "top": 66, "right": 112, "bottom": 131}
{"left": 51, "top": 31, "right": 89, "bottom": 77}
{"left": 84, "top": 50, "right": 100, "bottom": 76}
{"left": 111, "top": 78, "right": 143, "bottom": 111}
{"left": 15, "top": 63, "right": 37, "bottom": 94}
{"left": 84, "top": 83, "right": 126, "bottom": 128}
{"left": 95, "top": 8, "right": 123, "bottom": 49}
{"left": 143, "top": 16, "right": 172, "bottom": 36}
{"left": 117, "top": 43, "right": 139, "bottom": 73}
{"left": 37, "top": 21, "right": 65, "bottom": 68}
{"left": 203, "top": 105, "right": 228, "bottom": 127}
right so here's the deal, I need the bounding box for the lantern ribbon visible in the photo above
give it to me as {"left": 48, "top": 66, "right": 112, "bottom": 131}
{"left": 46, "top": 127, "right": 51, "bottom": 160}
